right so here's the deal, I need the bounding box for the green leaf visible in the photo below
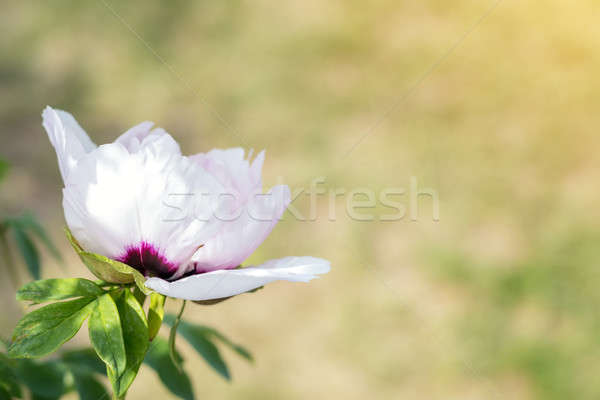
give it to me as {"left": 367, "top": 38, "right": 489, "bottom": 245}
{"left": 165, "top": 314, "right": 253, "bottom": 362}
{"left": 0, "top": 354, "right": 21, "bottom": 398}
{"left": 71, "top": 371, "right": 109, "bottom": 400}
{"left": 8, "top": 297, "right": 95, "bottom": 358}
{"left": 65, "top": 228, "right": 151, "bottom": 295}
{"left": 89, "top": 293, "right": 126, "bottom": 388}
{"left": 168, "top": 301, "right": 186, "bottom": 373}
{"left": 143, "top": 337, "right": 194, "bottom": 400}
{"left": 197, "top": 326, "right": 253, "bottom": 362}
{"left": 16, "top": 278, "right": 103, "bottom": 304}
{"left": 133, "top": 286, "right": 146, "bottom": 308}
{"left": 0, "top": 387, "right": 10, "bottom": 400}
{"left": 14, "top": 359, "right": 66, "bottom": 398}
{"left": 61, "top": 348, "right": 106, "bottom": 376}
{"left": 12, "top": 227, "right": 40, "bottom": 280}
{"left": 112, "top": 290, "right": 149, "bottom": 397}
{"left": 31, "top": 394, "right": 59, "bottom": 400}
{"left": 163, "top": 317, "right": 229, "bottom": 380}
{"left": 148, "top": 293, "right": 166, "bottom": 341}
{"left": 7, "top": 213, "right": 61, "bottom": 261}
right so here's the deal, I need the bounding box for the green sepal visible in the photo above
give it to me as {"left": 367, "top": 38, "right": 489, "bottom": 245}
{"left": 65, "top": 228, "right": 151, "bottom": 295}
{"left": 148, "top": 293, "right": 166, "bottom": 341}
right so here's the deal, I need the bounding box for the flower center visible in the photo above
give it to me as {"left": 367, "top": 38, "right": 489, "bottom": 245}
{"left": 117, "top": 242, "right": 178, "bottom": 279}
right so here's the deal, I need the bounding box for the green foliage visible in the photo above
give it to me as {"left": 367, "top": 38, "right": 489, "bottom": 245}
{"left": 194, "top": 325, "right": 253, "bottom": 363}
{"left": 0, "top": 348, "right": 109, "bottom": 400}
{"left": 71, "top": 371, "right": 109, "bottom": 400}
{"left": 14, "top": 359, "right": 66, "bottom": 398}
{"left": 0, "top": 211, "right": 61, "bottom": 284}
{"left": 9, "top": 297, "right": 95, "bottom": 358}
{"left": 17, "top": 278, "right": 103, "bottom": 303}
{"left": 144, "top": 337, "right": 194, "bottom": 400}
{"left": 60, "top": 348, "right": 106, "bottom": 375}
{"left": 164, "top": 314, "right": 253, "bottom": 380}
{"left": 112, "top": 290, "right": 148, "bottom": 397}
{"left": 65, "top": 228, "right": 150, "bottom": 294}
{"left": 148, "top": 292, "right": 166, "bottom": 341}
{"left": 7, "top": 251, "right": 256, "bottom": 400}
{"left": 11, "top": 226, "right": 40, "bottom": 280}
{"left": 6, "top": 213, "right": 61, "bottom": 261}
{"left": 0, "top": 354, "right": 21, "bottom": 398}
{"left": 89, "top": 293, "right": 127, "bottom": 390}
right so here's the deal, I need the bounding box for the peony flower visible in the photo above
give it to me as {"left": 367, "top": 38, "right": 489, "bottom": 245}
{"left": 42, "top": 106, "right": 329, "bottom": 301}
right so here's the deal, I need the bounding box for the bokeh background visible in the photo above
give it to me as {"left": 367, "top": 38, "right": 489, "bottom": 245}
{"left": 2, "top": 0, "right": 600, "bottom": 399}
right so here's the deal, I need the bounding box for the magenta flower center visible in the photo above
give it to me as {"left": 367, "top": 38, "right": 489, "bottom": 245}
{"left": 117, "top": 242, "right": 178, "bottom": 279}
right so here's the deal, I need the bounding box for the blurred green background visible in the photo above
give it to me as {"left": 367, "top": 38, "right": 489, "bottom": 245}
{"left": 2, "top": 0, "right": 600, "bottom": 399}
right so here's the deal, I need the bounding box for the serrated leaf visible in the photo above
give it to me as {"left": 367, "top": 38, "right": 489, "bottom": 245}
{"left": 16, "top": 278, "right": 103, "bottom": 303}
{"left": 164, "top": 314, "right": 253, "bottom": 362}
{"left": 89, "top": 293, "right": 126, "bottom": 388}
{"left": 65, "top": 228, "right": 151, "bottom": 295}
{"left": 112, "top": 290, "right": 149, "bottom": 397}
{"left": 148, "top": 293, "right": 166, "bottom": 341}
{"left": 143, "top": 337, "right": 194, "bottom": 400}
{"left": 61, "top": 348, "right": 106, "bottom": 376}
{"left": 12, "top": 227, "right": 40, "bottom": 280}
{"left": 14, "top": 359, "right": 66, "bottom": 398}
{"left": 72, "top": 371, "right": 109, "bottom": 400}
{"left": 8, "top": 297, "right": 95, "bottom": 358}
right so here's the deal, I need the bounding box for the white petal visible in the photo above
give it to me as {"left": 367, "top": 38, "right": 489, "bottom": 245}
{"left": 63, "top": 132, "right": 226, "bottom": 277}
{"left": 145, "top": 256, "right": 330, "bottom": 301}
{"left": 115, "top": 121, "right": 154, "bottom": 152}
{"left": 190, "top": 184, "right": 290, "bottom": 272}
{"left": 42, "top": 106, "right": 96, "bottom": 182}
{"left": 191, "top": 148, "right": 264, "bottom": 205}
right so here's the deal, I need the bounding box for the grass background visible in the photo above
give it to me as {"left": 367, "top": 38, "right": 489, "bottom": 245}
{"left": 2, "top": 0, "right": 600, "bottom": 399}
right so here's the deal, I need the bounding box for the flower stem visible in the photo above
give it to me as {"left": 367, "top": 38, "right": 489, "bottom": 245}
{"left": 168, "top": 299, "right": 187, "bottom": 372}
